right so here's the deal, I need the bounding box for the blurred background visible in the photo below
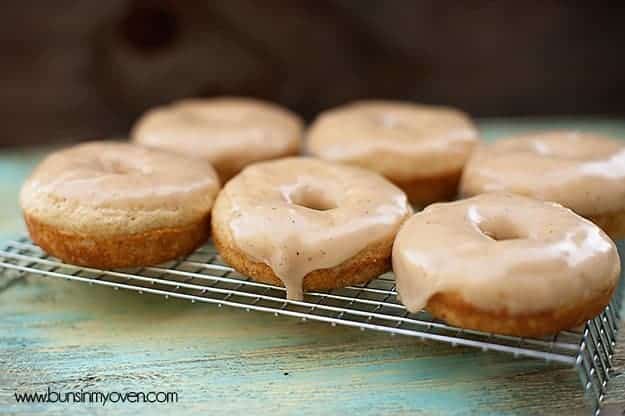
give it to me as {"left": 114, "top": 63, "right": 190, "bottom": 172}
{"left": 1, "top": 1, "right": 624, "bottom": 147}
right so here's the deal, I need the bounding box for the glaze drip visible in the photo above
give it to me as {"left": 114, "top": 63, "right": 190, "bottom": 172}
{"left": 220, "top": 157, "right": 411, "bottom": 299}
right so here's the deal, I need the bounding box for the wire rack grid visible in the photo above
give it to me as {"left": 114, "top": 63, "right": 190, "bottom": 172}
{"left": 0, "top": 236, "right": 623, "bottom": 415}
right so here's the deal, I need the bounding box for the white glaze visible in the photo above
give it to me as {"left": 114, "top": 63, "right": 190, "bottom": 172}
{"left": 460, "top": 131, "right": 625, "bottom": 216}
{"left": 393, "top": 193, "right": 620, "bottom": 314}
{"left": 132, "top": 97, "right": 303, "bottom": 180}
{"left": 307, "top": 100, "right": 478, "bottom": 180}
{"left": 217, "top": 157, "right": 412, "bottom": 299}
{"left": 20, "top": 141, "right": 220, "bottom": 235}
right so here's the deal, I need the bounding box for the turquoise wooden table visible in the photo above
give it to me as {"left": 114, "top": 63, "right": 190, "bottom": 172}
{"left": 2, "top": 120, "right": 625, "bottom": 415}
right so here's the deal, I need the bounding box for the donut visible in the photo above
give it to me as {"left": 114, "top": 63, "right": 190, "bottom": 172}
{"left": 307, "top": 100, "right": 479, "bottom": 206}
{"left": 211, "top": 157, "right": 412, "bottom": 299}
{"left": 131, "top": 97, "right": 304, "bottom": 182}
{"left": 392, "top": 193, "right": 621, "bottom": 337}
{"left": 460, "top": 130, "right": 625, "bottom": 239}
{"left": 20, "top": 141, "right": 220, "bottom": 268}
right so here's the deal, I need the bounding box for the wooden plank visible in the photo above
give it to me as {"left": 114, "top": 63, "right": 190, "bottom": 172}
{"left": 2, "top": 120, "right": 625, "bottom": 414}
{"left": 0, "top": 280, "right": 587, "bottom": 415}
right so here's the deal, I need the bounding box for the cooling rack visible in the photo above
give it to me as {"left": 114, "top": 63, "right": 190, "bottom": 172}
{"left": 1, "top": 236, "right": 623, "bottom": 415}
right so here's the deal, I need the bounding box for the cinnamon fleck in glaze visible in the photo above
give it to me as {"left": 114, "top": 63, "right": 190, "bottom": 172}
{"left": 214, "top": 157, "right": 412, "bottom": 299}
{"left": 393, "top": 193, "right": 620, "bottom": 315}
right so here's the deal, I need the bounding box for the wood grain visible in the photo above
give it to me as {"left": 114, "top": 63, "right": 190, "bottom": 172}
{"left": 0, "top": 280, "right": 588, "bottom": 415}
{"left": 2, "top": 120, "right": 625, "bottom": 414}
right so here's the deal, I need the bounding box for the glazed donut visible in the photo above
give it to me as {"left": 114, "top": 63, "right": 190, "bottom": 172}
{"left": 132, "top": 97, "right": 304, "bottom": 182}
{"left": 20, "top": 141, "right": 220, "bottom": 268}
{"left": 211, "top": 157, "right": 412, "bottom": 299}
{"left": 307, "top": 100, "right": 479, "bottom": 206}
{"left": 460, "top": 131, "right": 625, "bottom": 239}
{"left": 393, "top": 193, "right": 620, "bottom": 336}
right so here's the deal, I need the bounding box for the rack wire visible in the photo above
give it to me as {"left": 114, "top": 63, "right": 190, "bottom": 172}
{"left": 1, "top": 236, "right": 623, "bottom": 415}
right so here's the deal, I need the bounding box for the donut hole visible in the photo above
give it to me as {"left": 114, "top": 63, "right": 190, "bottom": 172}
{"left": 478, "top": 217, "right": 526, "bottom": 241}
{"left": 288, "top": 185, "right": 338, "bottom": 211}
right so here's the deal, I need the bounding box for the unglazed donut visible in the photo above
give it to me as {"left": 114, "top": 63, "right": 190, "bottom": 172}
{"left": 460, "top": 131, "right": 625, "bottom": 239}
{"left": 393, "top": 193, "right": 620, "bottom": 336}
{"left": 307, "top": 100, "right": 479, "bottom": 206}
{"left": 132, "top": 97, "right": 304, "bottom": 182}
{"left": 211, "top": 157, "right": 412, "bottom": 299}
{"left": 20, "top": 141, "right": 220, "bottom": 268}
